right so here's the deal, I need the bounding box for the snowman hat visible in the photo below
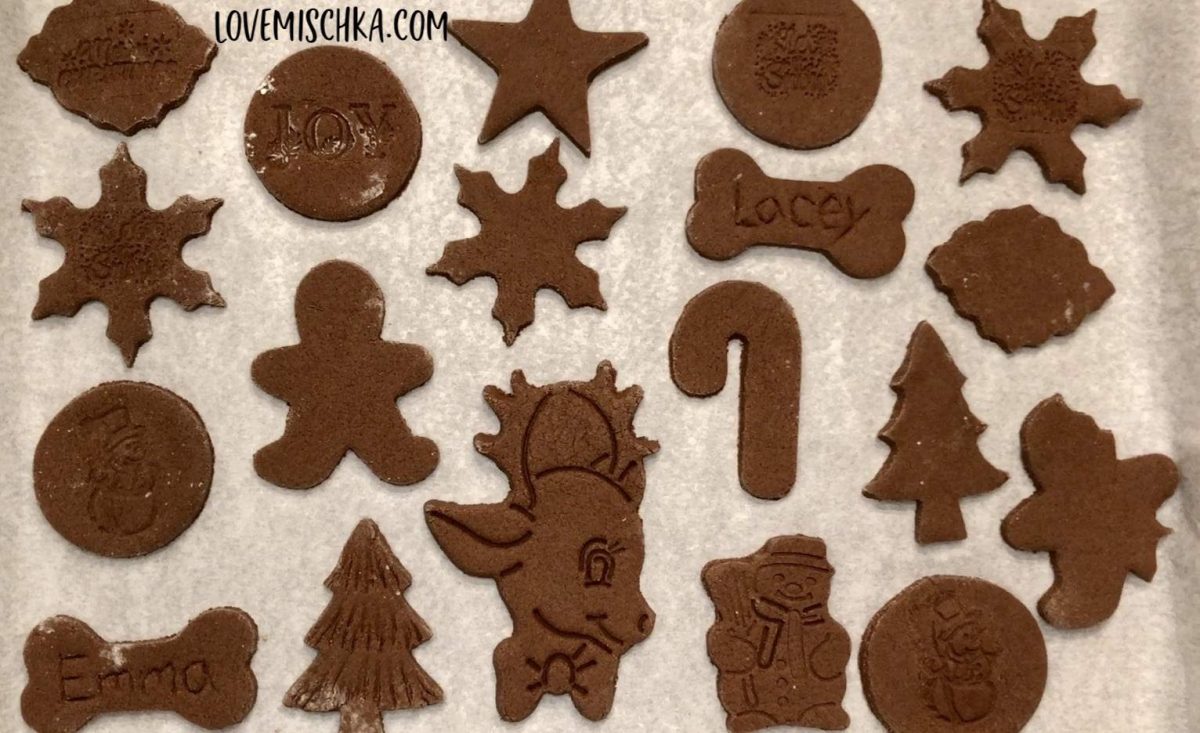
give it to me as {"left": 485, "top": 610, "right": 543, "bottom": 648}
{"left": 761, "top": 535, "right": 833, "bottom": 572}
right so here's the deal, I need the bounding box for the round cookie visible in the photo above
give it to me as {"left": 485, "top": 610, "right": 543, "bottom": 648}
{"left": 860, "top": 576, "right": 1046, "bottom": 733}
{"left": 713, "top": 0, "right": 881, "bottom": 149}
{"left": 34, "top": 382, "right": 214, "bottom": 558}
{"left": 244, "top": 46, "right": 422, "bottom": 222}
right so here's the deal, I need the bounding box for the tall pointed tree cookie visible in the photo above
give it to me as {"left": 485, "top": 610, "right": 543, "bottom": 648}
{"left": 1003, "top": 396, "right": 1179, "bottom": 629}
{"left": 864, "top": 322, "right": 1007, "bottom": 543}
{"left": 285, "top": 519, "right": 442, "bottom": 733}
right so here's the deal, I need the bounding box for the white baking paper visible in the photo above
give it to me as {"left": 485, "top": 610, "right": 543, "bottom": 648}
{"left": 1, "top": 0, "right": 1197, "bottom": 731}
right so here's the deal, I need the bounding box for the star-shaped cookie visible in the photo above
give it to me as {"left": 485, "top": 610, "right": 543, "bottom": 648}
{"left": 450, "top": 0, "right": 648, "bottom": 156}
{"left": 22, "top": 144, "right": 224, "bottom": 366}
{"left": 925, "top": 0, "right": 1140, "bottom": 194}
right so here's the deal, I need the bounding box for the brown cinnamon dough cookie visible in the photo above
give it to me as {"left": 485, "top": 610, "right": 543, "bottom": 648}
{"left": 703, "top": 535, "right": 851, "bottom": 731}
{"left": 1002, "top": 395, "right": 1179, "bottom": 629}
{"left": 926, "top": 206, "right": 1113, "bottom": 352}
{"left": 22, "top": 144, "right": 224, "bottom": 367}
{"left": 244, "top": 45, "right": 421, "bottom": 221}
{"left": 713, "top": 0, "right": 881, "bottom": 150}
{"left": 686, "top": 149, "right": 914, "bottom": 278}
{"left": 450, "top": 0, "right": 648, "bottom": 156}
{"left": 860, "top": 576, "right": 1047, "bottom": 733}
{"left": 19, "top": 0, "right": 217, "bottom": 135}
{"left": 427, "top": 139, "right": 625, "bottom": 345}
{"left": 22, "top": 607, "right": 258, "bottom": 733}
{"left": 425, "top": 362, "right": 657, "bottom": 722}
{"left": 669, "top": 281, "right": 801, "bottom": 501}
{"left": 864, "top": 322, "right": 1008, "bottom": 544}
{"left": 253, "top": 260, "right": 438, "bottom": 490}
{"left": 34, "top": 381, "right": 213, "bottom": 558}
{"left": 926, "top": 0, "right": 1140, "bottom": 194}
{"left": 286, "top": 519, "right": 442, "bottom": 731}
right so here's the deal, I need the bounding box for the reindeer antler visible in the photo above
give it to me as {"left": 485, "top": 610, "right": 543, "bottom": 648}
{"left": 474, "top": 362, "right": 658, "bottom": 509}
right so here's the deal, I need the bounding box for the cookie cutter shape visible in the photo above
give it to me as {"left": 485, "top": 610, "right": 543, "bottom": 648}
{"left": 926, "top": 206, "right": 1113, "bottom": 352}
{"left": 427, "top": 139, "right": 625, "bottom": 345}
{"left": 864, "top": 322, "right": 1008, "bottom": 544}
{"left": 34, "top": 381, "right": 213, "bottom": 558}
{"left": 450, "top": 0, "right": 648, "bottom": 156}
{"left": 22, "top": 608, "right": 258, "bottom": 733}
{"left": 19, "top": 0, "right": 218, "bottom": 134}
{"left": 860, "top": 576, "right": 1046, "bottom": 733}
{"left": 285, "top": 519, "right": 442, "bottom": 731}
{"left": 687, "top": 149, "right": 914, "bottom": 278}
{"left": 244, "top": 45, "right": 422, "bottom": 221}
{"left": 22, "top": 144, "right": 224, "bottom": 367}
{"left": 925, "top": 0, "right": 1141, "bottom": 194}
{"left": 703, "top": 534, "right": 852, "bottom": 731}
{"left": 670, "top": 281, "right": 801, "bottom": 500}
{"left": 252, "top": 261, "right": 438, "bottom": 490}
{"left": 425, "top": 362, "right": 657, "bottom": 722}
{"left": 713, "top": 0, "right": 882, "bottom": 149}
{"left": 1003, "top": 395, "right": 1179, "bottom": 629}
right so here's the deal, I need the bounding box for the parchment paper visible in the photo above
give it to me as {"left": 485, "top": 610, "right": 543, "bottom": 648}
{"left": 1, "top": 1, "right": 1197, "bottom": 731}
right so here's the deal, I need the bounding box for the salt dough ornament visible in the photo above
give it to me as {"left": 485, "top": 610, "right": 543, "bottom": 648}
{"left": 19, "top": 0, "right": 217, "bottom": 135}
{"left": 926, "top": 206, "right": 1113, "bottom": 352}
{"left": 703, "top": 534, "right": 852, "bottom": 732}
{"left": 864, "top": 322, "right": 1008, "bottom": 544}
{"left": 21, "top": 143, "right": 224, "bottom": 366}
{"left": 425, "top": 362, "right": 657, "bottom": 722}
{"left": 1002, "top": 395, "right": 1179, "bottom": 629}
{"left": 244, "top": 45, "right": 422, "bottom": 222}
{"left": 252, "top": 260, "right": 438, "bottom": 490}
{"left": 34, "top": 381, "right": 213, "bottom": 558}
{"left": 860, "top": 576, "right": 1046, "bottom": 733}
{"left": 686, "top": 148, "right": 914, "bottom": 278}
{"left": 713, "top": 0, "right": 882, "bottom": 150}
{"left": 670, "top": 281, "right": 801, "bottom": 500}
{"left": 926, "top": 0, "right": 1141, "bottom": 194}
{"left": 450, "top": 0, "right": 648, "bottom": 155}
{"left": 285, "top": 519, "right": 443, "bottom": 732}
{"left": 427, "top": 139, "right": 626, "bottom": 345}
{"left": 22, "top": 607, "right": 258, "bottom": 733}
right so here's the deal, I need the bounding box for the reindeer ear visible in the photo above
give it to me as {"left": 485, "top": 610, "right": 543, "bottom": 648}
{"left": 424, "top": 500, "right": 532, "bottom": 578}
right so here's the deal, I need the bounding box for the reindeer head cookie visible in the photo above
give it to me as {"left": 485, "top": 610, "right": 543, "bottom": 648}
{"left": 425, "top": 362, "right": 658, "bottom": 721}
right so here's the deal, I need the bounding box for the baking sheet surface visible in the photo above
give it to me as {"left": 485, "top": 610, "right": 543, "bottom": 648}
{"left": 1, "top": 1, "right": 1197, "bottom": 731}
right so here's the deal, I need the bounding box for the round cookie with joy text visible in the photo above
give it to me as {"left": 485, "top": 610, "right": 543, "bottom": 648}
{"left": 244, "top": 45, "right": 422, "bottom": 221}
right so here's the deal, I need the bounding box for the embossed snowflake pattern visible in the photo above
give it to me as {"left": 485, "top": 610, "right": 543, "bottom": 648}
{"left": 22, "top": 144, "right": 224, "bottom": 366}
{"left": 925, "top": 0, "right": 1141, "bottom": 194}
{"left": 427, "top": 139, "right": 626, "bottom": 345}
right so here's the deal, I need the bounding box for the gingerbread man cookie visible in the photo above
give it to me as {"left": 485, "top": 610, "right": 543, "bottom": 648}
{"left": 253, "top": 261, "right": 438, "bottom": 490}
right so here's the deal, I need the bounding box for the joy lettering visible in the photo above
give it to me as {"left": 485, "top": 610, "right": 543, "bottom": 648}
{"left": 270, "top": 102, "right": 398, "bottom": 162}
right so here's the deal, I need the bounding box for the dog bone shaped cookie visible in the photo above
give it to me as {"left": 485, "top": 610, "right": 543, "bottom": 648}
{"left": 686, "top": 149, "right": 915, "bottom": 279}
{"left": 21, "top": 608, "right": 258, "bottom": 733}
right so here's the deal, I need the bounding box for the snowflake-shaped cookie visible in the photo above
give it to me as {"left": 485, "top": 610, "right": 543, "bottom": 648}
{"left": 22, "top": 144, "right": 224, "bottom": 366}
{"left": 427, "top": 139, "right": 625, "bottom": 344}
{"left": 925, "top": 0, "right": 1140, "bottom": 194}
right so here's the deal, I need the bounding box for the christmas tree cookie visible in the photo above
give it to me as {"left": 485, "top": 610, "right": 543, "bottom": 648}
{"left": 864, "top": 322, "right": 1007, "bottom": 543}
{"left": 285, "top": 519, "right": 442, "bottom": 732}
